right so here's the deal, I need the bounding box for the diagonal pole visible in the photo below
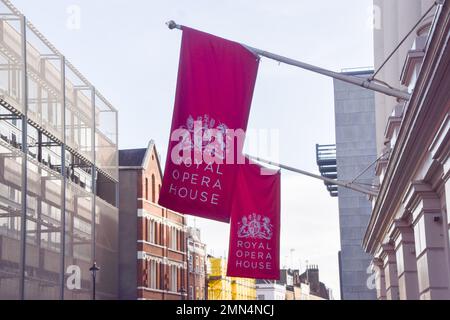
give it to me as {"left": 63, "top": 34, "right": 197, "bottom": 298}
{"left": 246, "top": 155, "right": 378, "bottom": 197}
{"left": 166, "top": 21, "right": 411, "bottom": 101}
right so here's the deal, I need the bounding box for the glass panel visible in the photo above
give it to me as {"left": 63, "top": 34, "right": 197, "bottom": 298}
{"left": 24, "top": 159, "right": 62, "bottom": 300}
{"left": 65, "top": 64, "right": 94, "bottom": 163}
{"left": 0, "top": 143, "right": 22, "bottom": 299}
{"left": 95, "top": 198, "right": 118, "bottom": 299}
{"left": 25, "top": 25, "right": 63, "bottom": 141}
{"left": 0, "top": 16, "right": 23, "bottom": 113}
{"left": 64, "top": 181, "right": 93, "bottom": 300}
{"left": 94, "top": 94, "right": 117, "bottom": 181}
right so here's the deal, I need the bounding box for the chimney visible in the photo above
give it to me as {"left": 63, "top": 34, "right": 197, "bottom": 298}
{"left": 306, "top": 265, "right": 320, "bottom": 294}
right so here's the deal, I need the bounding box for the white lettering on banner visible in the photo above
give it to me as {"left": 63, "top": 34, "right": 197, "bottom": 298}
{"left": 233, "top": 214, "right": 275, "bottom": 272}
{"left": 235, "top": 260, "right": 272, "bottom": 270}
{"left": 234, "top": 240, "right": 274, "bottom": 271}
{"left": 168, "top": 162, "right": 224, "bottom": 206}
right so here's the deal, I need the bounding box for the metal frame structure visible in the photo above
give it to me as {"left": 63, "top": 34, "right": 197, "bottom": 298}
{"left": 0, "top": 0, "right": 119, "bottom": 300}
{"left": 316, "top": 144, "right": 338, "bottom": 197}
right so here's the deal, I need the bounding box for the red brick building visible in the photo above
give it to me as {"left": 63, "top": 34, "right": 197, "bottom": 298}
{"left": 118, "top": 141, "right": 187, "bottom": 300}
{"left": 187, "top": 226, "right": 207, "bottom": 300}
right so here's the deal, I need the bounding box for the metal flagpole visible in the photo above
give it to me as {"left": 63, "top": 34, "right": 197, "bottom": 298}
{"left": 166, "top": 20, "right": 411, "bottom": 101}
{"left": 166, "top": 20, "right": 382, "bottom": 197}
{"left": 246, "top": 155, "right": 378, "bottom": 197}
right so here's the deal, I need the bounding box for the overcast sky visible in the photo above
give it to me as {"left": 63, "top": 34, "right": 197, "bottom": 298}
{"left": 12, "top": 0, "right": 375, "bottom": 299}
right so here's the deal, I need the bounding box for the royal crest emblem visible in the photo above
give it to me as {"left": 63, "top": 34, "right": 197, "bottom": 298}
{"left": 237, "top": 213, "right": 273, "bottom": 240}
{"left": 179, "top": 115, "right": 230, "bottom": 160}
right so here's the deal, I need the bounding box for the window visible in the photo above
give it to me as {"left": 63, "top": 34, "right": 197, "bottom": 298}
{"left": 145, "top": 178, "right": 149, "bottom": 200}
{"left": 258, "top": 295, "right": 265, "bottom": 300}
{"left": 195, "top": 256, "right": 199, "bottom": 273}
{"left": 170, "top": 266, "right": 178, "bottom": 292}
{"left": 152, "top": 174, "right": 156, "bottom": 203}
{"left": 147, "top": 220, "right": 157, "bottom": 244}
{"left": 188, "top": 254, "right": 193, "bottom": 272}
{"left": 170, "top": 227, "right": 178, "bottom": 250}
{"left": 200, "top": 257, "right": 204, "bottom": 274}
{"left": 189, "top": 286, "right": 194, "bottom": 300}
{"left": 148, "top": 260, "right": 157, "bottom": 289}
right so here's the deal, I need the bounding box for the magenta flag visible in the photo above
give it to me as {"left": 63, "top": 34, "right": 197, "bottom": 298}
{"left": 227, "top": 161, "right": 281, "bottom": 280}
{"left": 158, "top": 27, "right": 260, "bottom": 222}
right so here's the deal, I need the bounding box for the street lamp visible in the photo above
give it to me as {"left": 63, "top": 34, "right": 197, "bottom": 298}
{"left": 89, "top": 262, "right": 100, "bottom": 300}
{"left": 179, "top": 287, "right": 187, "bottom": 301}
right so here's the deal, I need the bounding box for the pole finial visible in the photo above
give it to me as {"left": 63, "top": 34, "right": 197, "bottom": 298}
{"left": 166, "top": 20, "right": 180, "bottom": 30}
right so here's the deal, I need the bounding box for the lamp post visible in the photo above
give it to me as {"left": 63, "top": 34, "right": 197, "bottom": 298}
{"left": 180, "top": 287, "right": 187, "bottom": 301}
{"left": 89, "top": 262, "right": 100, "bottom": 300}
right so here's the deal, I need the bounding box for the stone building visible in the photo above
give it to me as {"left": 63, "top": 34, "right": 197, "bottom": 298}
{"left": 186, "top": 226, "right": 207, "bottom": 300}
{"left": 363, "top": 0, "right": 450, "bottom": 300}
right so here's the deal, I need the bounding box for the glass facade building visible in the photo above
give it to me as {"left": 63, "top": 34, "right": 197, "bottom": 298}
{"left": 0, "top": 0, "right": 119, "bottom": 299}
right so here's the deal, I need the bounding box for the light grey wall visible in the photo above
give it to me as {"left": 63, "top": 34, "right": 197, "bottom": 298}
{"left": 118, "top": 169, "right": 139, "bottom": 300}
{"left": 334, "top": 73, "right": 377, "bottom": 300}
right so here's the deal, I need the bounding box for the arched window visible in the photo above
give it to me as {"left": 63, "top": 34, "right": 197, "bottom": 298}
{"left": 145, "top": 178, "right": 149, "bottom": 200}
{"left": 152, "top": 174, "right": 156, "bottom": 203}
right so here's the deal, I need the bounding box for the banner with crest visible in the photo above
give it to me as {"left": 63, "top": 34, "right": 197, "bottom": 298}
{"left": 158, "top": 27, "right": 260, "bottom": 222}
{"left": 227, "top": 160, "right": 281, "bottom": 279}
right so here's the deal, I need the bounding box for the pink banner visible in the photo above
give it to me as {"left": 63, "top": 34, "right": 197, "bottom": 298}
{"left": 227, "top": 161, "right": 281, "bottom": 280}
{"left": 158, "top": 27, "right": 259, "bottom": 222}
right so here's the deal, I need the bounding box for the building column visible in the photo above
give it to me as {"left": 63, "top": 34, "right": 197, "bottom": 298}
{"left": 404, "top": 181, "right": 450, "bottom": 299}
{"left": 392, "top": 219, "right": 419, "bottom": 300}
{"left": 381, "top": 243, "right": 399, "bottom": 300}
{"left": 372, "top": 258, "right": 386, "bottom": 300}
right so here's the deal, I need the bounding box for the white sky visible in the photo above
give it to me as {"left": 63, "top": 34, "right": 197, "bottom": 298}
{"left": 13, "top": 0, "right": 375, "bottom": 299}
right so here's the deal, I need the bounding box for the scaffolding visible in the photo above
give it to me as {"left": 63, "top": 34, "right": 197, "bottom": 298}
{"left": 207, "top": 257, "right": 256, "bottom": 300}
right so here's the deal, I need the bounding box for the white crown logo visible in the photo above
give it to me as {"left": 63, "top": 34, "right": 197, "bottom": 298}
{"left": 237, "top": 213, "right": 273, "bottom": 240}
{"left": 179, "top": 114, "right": 230, "bottom": 160}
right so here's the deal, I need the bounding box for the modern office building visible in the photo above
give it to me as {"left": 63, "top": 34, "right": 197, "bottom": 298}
{"left": 316, "top": 69, "right": 378, "bottom": 300}
{"left": 186, "top": 226, "right": 207, "bottom": 300}
{"left": 364, "top": 0, "right": 450, "bottom": 300}
{"left": 334, "top": 69, "right": 378, "bottom": 300}
{"left": 0, "top": 0, "right": 119, "bottom": 300}
{"left": 118, "top": 141, "right": 187, "bottom": 300}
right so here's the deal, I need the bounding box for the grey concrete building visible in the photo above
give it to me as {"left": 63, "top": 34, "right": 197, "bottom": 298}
{"left": 317, "top": 69, "right": 378, "bottom": 299}
{"left": 333, "top": 69, "right": 378, "bottom": 300}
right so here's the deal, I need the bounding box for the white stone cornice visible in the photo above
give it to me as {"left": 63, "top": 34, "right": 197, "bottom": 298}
{"left": 138, "top": 251, "right": 164, "bottom": 264}
{"left": 137, "top": 251, "right": 186, "bottom": 269}
{"left": 138, "top": 209, "right": 163, "bottom": 224}
{"left": 137, "top": 209, "right": 185, "bottom": 230}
